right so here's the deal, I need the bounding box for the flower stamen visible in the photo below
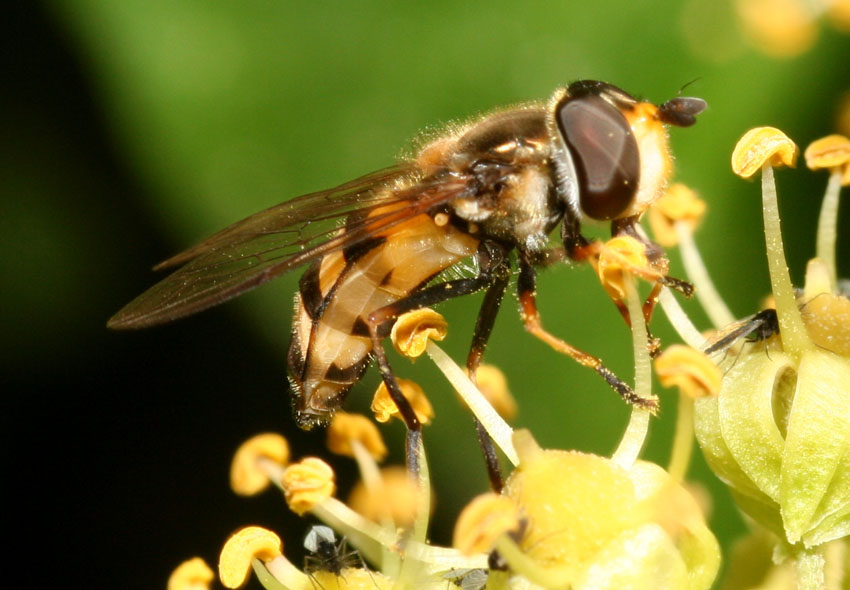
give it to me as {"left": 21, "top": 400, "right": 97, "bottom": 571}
{"left": 805, "top": 134, "right": 850, "bottom": 290}
{"left": 612, "top": 275, "right": 653, "bottom": 467}
{"left": 168, "top": 557, "right": 214, "bottom": 590}
{"left": 230, "top": 433, "right": 290, "bottom": 496}
{"left": 218, "top": 526, "right": 287, "bottom": 589}
{"left": 281, "top": 457, "right": 336, "bottom": 516}
{"left": 371, "top": 378, "right": 434, "bottom": 425}
{"left": 733, "top": 127, "right": 810, "bottom": 357}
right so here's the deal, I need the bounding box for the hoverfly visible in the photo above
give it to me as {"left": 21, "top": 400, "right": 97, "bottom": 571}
{"left": 109, "top": 80, "right": 706, "bottom": 479}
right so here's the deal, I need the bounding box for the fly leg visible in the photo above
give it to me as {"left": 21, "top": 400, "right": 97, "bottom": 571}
{"left": 609, "top": 216, "right": 694, "bottom": 356}
{"left": 517, "top": 256, "right": 658, "bottom": 410}
{"left": 366, "top": 242, "right": 509, "bottom": 476}
{"left": 465, "top": 244, "right": 511, "bottom": 493}
{"left": 563, "top": 216, "right": 690, "bottom": 358}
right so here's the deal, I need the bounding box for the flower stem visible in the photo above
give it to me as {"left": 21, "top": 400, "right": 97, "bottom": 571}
{"left": 260, "top": 557, "right": 310, "bottom": 590}
{"left": 794, "top": 546, "right": 826, "bottom": 590}
{"left": 667, "top": 394, "right": 694, "bottom": 482}
{"left": 412, "top": 437, "right": 430, "bottom": 544}
{"left": 677, "top": 223, "right": 736, "bottom": 328}
{"left": 495, "top": 536, "right": 573, "bottom": 588}
{"left": 425, "top": 341, "right": 518, "bottom": 465}
{"left": 612, "top": 277, "right": 651, "bottom": 467}
{"left": 658, "top": 287, "right": 706, "bottom": 349}
{"left": 761, "top": 164, "right": 811, "bottom": 357}
{"left": 351, "top": 440, "right": 382, "bottom": 493}
{"left": 815, "top": 169, "right": 842, "bottom": 290}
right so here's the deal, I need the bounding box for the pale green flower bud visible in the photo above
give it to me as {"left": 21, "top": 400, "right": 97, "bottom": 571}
{"left": 695, "top": 347, "right": 850, "bottom": 546}
{"left": 696, "top": 129, "right": 850, "bottom": 550}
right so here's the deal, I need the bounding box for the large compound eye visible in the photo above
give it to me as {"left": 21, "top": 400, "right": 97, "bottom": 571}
{"left": 556, "top": 94, "right": 639, "bottom": 220}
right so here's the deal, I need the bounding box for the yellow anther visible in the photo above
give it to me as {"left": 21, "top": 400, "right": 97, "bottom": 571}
{"left": 326, "top": 412, "right": 388, "bottom": 461}
{"left": 453, "top": 493, "right": 520, "bottom": 555}
{"left": 230, "top": 433, "right": 290, "bottom": 496}
{"left": 281, "top": 457, "right": 335, "bottom": 515}
{"left": 391, "top": 308, "right": 448, "bottom": 359}
{"left": 218, "top": 526, "right": 282, "bottom": 589}
{"left": 805, "top": 134, "right": 850, "bottom": 185}
{"left": 654, "top": 345, "right": 722, "bottom": 398}
{"left": 168, "top": 557, "right": 214, "bottom": 590}
{"left": 467, "top": 364, "right": 517, "bottom": 420}
{"left": 594, "top": 236, "right": 650, "bottom": 302}
{"left": 371, "top": 378, "right": 434, "bottom": 425}
{"left": 348, "top": 465, "right": 423, "bottom": 527}
{"left": 648, "top": 183, "right": 707, "bottom": 247}
{"left": 801, "top": 293, "right": 850, "bottom": 357}
{"left": 731, "top": 127, "right": 798, "bottom": 178}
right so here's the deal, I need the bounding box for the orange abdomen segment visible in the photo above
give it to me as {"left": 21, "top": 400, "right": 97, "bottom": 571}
{"left": 288, "top": 214, "right": 478, "bottom": 427}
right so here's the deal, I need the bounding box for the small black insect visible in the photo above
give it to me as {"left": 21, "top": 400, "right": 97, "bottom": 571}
{"left": 303, "top": 525, "right": 361, "bottom": 576}
{"left": 702, "top": 308, "right": 780, "bottom": 356}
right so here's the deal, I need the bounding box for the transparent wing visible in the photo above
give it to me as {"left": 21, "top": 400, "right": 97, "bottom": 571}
{"left": 702, "top": 313, "right": 763, "bottom": 354}
{"left": 108, "top": 165, "right": 476, "bottom": 329}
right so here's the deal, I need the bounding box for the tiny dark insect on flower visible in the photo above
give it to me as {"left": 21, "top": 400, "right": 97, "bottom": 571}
{"left": 303, "top": 525, "right": 362, "bottom": 576}
{"left": 702, "top": 308, "right": 780, "bottom": 356}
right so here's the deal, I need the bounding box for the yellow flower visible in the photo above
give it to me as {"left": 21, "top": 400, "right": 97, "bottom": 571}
{"left": 490, "top": 430, "right": 719, "bottom": 590}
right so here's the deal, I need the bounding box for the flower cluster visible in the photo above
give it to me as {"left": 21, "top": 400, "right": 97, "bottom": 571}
{"left": 165, "top": 129, "right": 850, "bottom": 590}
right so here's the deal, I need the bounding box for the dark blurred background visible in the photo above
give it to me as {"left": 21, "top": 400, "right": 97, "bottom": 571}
{"left": 4, "top": 2, "right": 848, "bottom": 589}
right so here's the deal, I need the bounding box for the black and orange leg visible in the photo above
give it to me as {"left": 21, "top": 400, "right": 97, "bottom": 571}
{"left": 366, "top": 242, "right": 508, "bottom": 475}
{"left": 517, "top": 256, "right": 658, "bottom": 411}
{"left": 610, "top": 217, "right": 694, "bottom": 356}
{"left": 465, "top": 243, "right": 511, "bottom": 492}
{"left": 609, "top": 216, "right": 694, "bottom": 299}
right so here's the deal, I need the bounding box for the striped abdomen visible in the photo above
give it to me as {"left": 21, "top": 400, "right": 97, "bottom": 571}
{"left": 288, "top": 213, "right": 478, "bottom": 427}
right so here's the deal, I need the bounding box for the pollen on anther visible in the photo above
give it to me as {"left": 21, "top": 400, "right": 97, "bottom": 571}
{"left": 218, "top": 526, "right": 283, "bottom": 589}
{"left": 391, "top": 308, "right": 448, "bottom": 359}
{"left": 281, "top": 457, "right": 336, "bottom": 515}
{"left": 731, "top": 127, "right": 798, "bottom": 178}
{"left": 804, "top": 134, "right": 850, "bottom": 185}
{"left": 327, "top": 411, "right": 388, "bottom": 461}
{"left": 467, "top": 364, "right": 517, "bottom": 420}
{"left": 654, "top": 345, "right": 722, "bottom": 398}
{"left": 348, "top": 465, "right": 423, "bottom": 527}
{"left": 230, "top": 433, "right": 290, "bottom": 496}
{"left": 648, "top": 183, "right": 707, "bottom": 247}
{"left": 371, "top": 378, "right": 434, "bottom": 424}
{"left": 168, "top": 557, "right": 214, "bottom": 590}
{"left": 453, "top": 493, "right": 520, "bottom": 555}
{"left": 594, "top": 236, "right": 650, "bottom": 302}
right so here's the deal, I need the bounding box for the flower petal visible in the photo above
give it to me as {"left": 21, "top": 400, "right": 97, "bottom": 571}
{"left": 781, "top": 350, "right": 850, "bottom": 544}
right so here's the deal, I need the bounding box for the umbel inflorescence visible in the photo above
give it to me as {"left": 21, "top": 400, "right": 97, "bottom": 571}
{"left": 168, "top": 129, "right": 849, "bottom": 590}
